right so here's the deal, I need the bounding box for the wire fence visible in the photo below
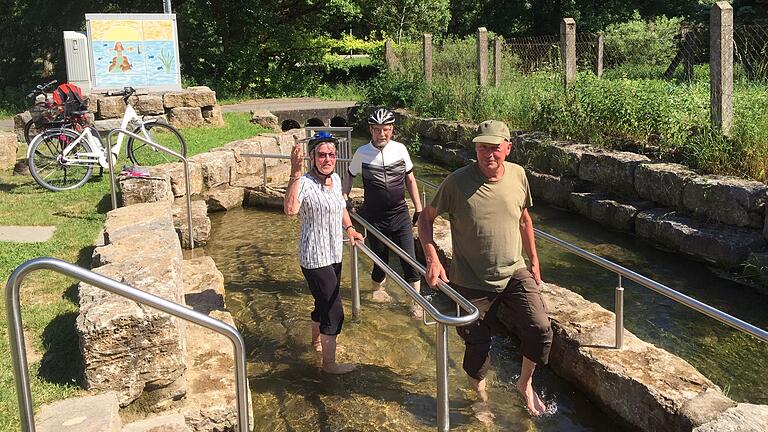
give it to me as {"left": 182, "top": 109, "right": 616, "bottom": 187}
{"left": 386, "top": 23, "right": 768, "bottom": 85}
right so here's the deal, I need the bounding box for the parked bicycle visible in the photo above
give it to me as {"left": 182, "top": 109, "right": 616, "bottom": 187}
{"left": 23, "top": 81, "right": 91, "bottom": 144}
{"left": 26, "top": 87, "right": 187, "bottom": 192}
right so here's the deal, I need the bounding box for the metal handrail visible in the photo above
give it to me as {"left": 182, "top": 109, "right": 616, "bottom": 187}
{"left": 533, "top": 229, "right": 768, "bottom": 345}
{"left": 348, "top": 214, "right": 478, "bottom": 432}
{"left": 5, "top": 258, "right": 250, "bottom": 432}
{"left": 349, "top": 212, "right": 478, "bottom": 325}
{"left": 415, "top": 178, "right": 768, "bottom": 347}
{"left": 106, "top": 128, "right": 194, "bottom": 249}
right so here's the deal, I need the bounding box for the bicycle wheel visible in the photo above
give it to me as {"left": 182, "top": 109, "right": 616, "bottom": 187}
{"left": 127, "top": 121, "right": 187, "bottom": 166}
{"left": 23, "top": 119, "right": 38, "bottom": 144}
{"left": 28, "top": 129, "right": 94, "bottom": 192}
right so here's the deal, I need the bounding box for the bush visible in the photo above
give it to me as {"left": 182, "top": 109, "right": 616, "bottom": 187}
{"left": 604, "top": 11, "right": 683, "bottom": 67}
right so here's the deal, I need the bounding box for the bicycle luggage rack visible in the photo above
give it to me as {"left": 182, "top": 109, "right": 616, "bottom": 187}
{"left": 105, "top": 128, "right": 195, "bottom": 248}
{"left": 5, "top": 257, "right": 250, "bottom": 432}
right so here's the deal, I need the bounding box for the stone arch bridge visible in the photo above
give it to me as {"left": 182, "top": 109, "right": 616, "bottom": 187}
{"left": 221, "top": 98, "right": 359, "bottom": 131}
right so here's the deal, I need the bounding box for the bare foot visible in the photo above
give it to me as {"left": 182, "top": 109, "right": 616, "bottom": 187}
{"left": 371, "top": 289, "right": 392, "bottom": 303}
{"left": 409, "top": 301, "right": 424, "bottom": 319}
{"left": 516, "top": 380, "right": 546, "bottom": 416}
{"left": 471, "top": 401, "right": 496, "bottom": 424}
{"left": 322, "top": 362, "right": 356, "bottom": 374}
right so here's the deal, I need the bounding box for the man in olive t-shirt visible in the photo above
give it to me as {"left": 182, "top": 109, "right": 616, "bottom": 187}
{"left": 417, "top": 120, "right": 553, "bottom": 418}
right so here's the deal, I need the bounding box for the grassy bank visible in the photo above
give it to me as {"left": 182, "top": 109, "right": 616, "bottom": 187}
{"left": 0, "top": 112, "right": 266, "bottom": 429}
{"left": 366, "top": 70, "right": 768, "bottom": 182}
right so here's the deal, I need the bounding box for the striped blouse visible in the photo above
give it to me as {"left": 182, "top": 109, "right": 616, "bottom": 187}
{"left": 297, "top": 172, "right": 345, "bottom": 269}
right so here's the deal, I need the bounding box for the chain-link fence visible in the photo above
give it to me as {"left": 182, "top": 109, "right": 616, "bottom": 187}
{"left": 735, "top": 24, "right": 768, "bottom": 82}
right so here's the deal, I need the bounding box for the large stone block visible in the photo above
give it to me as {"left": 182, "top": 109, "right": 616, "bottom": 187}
{"left": 250, "top": 109, "right": 280, "bottom": 132}
{"left": 122, "top": 414, "right": 191, "bottom": 432}
{"left": 0, "top": 132, "right": 18, "bottom": 169}
{"left": 173, "top": 200, "right": 210, "bottom": 248}
{"left": 134, "top": 94, "right": 164, "bottom": 115}
{"left": 682, "top": 175, "right": 767, "bottom": 228}
{"left": 223, "top": 137, "right": 269, "bottom": 175}
{"left": 206, "top": 185, "right": 245, "bottom": 211}
{"left": 98, "top": 96, "right": 126, "bottom": 119}
{"left": 260, "top": 131, "right": 297, "bottom": 155}
{"left": 243, "top": 185, "right": 286, "bottom": 208}
{"left": 569, "top": 193, "right": 653, "bottom": 232}
{"left": 168, "top": 107, "right": 204, "bottom": 129}
{"left": 201, "top": 105, "right": 224, "bottom": 126}
{"left": 433, "top": 121, "right": 458, "bottom": 145}
{"left": 149, "top": 161, "right": 204, "bottom": 198}
{"left": 635, "top": 208, "right": 767, "bottom": 268}
{"left": 120, "top": 174, "right": 174, "bottom": 206}
{"left": 163, "top": 87, "right": 216, "bottom": 108}
{"left": 542, "top": 282, "right": 736, "bottom": 432}
{"left": 79, "top": 205, "right": 186, "bottom": 407}
{"left": 36, "top": 392, "right": 122, "bottom": 432}
{"left": 693, "top": 403, "right": 768, "bottom": 432}
{"left": 182, "top": 257, "right": 253, "bottom": 432}
{"left": 525, "top": 169, "right": 579, "bottom": 208}
{"left": 578, "top": 149, "right": 650, "bottom": 197}
{"left": 102, "top": 201, "right": 175, "bottom": 244}
{"left": 635, "top": 162, "right": 697, "bottom": 209}
{"left": 190, "top": 150, "right": 236, "bottom": 189}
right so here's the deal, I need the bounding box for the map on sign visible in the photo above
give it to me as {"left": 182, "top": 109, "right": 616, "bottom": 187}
{"left": 86, "top": 13, "right": 182, "bottom": 91}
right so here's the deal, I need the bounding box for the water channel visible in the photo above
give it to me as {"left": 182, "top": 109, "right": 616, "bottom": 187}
{"left": 202, "top": 141, "right": 767, "bottom": 431}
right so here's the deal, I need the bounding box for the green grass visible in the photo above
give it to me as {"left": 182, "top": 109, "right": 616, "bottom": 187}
{"left": 366, "top": 69, "right": 768, "bottom": 182}
{"left": 0, "top": 112, "right": 267, "bottom": 429}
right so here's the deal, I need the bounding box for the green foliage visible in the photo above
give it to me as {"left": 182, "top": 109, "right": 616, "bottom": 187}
{"left": 361, "top": 0, "right": 450, "bottom": 43}
{"left": 318, "top": 34, "right": 385, "bottom": 55}
{"left": 364, "top": 61, "right": 768, "bottom": 181}
{"left": 604, "top": 11, "right": 683, "bottom": 66}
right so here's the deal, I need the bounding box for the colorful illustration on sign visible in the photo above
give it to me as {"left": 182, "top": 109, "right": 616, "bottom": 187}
{"left": 88, "top": 16, "right": 180, "bottom": 90}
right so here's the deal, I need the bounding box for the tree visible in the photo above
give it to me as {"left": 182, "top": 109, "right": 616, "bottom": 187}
{"left": 359, "top": 0, "right": 450, "bottom": 43}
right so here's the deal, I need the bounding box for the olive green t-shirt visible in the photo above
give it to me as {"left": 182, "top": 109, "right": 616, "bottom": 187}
{"left": 431, "top": 161, "right": 532, "bottom": 292}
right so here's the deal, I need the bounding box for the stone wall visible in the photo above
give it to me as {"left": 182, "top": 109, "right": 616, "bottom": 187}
{"left": 13, "top": 86, "right": 224, "bottom": 142}
{"left": 397, "top": 111, "right": 768, "bottom": 288}
{"left": 74, "top": 199, "right": 252, "bottom": 430}
{"left": 119, "top": 129, "right": 302, "bottom": 232}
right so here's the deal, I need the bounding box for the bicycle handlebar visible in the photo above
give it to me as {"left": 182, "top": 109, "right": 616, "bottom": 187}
{"left": 27, "top": 80, "right": 58, "bottom": 99}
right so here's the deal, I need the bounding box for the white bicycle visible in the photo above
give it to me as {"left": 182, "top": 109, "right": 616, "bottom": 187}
{"left": 27, "top": 87, "right": 187, "bottom": 192}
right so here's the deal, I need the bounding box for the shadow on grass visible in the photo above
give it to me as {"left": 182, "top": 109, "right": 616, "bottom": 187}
{"left": 37, "top": 311, "right": 82, "bottom": 386}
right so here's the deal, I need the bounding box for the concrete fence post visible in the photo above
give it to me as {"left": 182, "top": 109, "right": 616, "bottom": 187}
{"left": 560, "top": 18, "right": 576, "bottom": 88}
{"left": 423, "top": 33, "right": 433, "bottom": 83}
{"left": 494, "top": 36, "right": 502, "bottom": 87}
{"left": 385, "top": 38, "right": 398, "bottom": 72}
{"left": 682, "top": 27, "right": 694, "bottom": 81}
{"left": 710, "top": 2, "right": 733, "bottom": 137}
{"left": 596, "top": 33, "right": 604, "bottom": 78}
{"left": 477, "top": 27, "right": 488, "bottom": 87}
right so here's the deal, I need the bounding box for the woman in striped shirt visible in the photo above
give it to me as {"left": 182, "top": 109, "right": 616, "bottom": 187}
{"left": 284, "top": 132, "right": 363, "bottom": 374}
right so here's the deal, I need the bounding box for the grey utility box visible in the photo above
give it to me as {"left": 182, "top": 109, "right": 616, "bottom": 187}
{"left": 63, "top": 31, "right": 92, "bottom": 92}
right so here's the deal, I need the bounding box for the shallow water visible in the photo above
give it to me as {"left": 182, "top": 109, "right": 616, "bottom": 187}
{"left": 204, "top": 142, "right": 767, "bottom": 430}
{"left": 205, "top": 207, "right": 619, "bottom": 431}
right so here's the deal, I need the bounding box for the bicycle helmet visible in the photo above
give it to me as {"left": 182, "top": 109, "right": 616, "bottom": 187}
{"left": 367, "top": 108, "right": 396, "bottom": 125}
{"left": 306, "top": 131, "right": 338, "bottom": 180}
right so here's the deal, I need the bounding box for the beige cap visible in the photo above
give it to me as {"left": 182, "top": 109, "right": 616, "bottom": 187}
{"left": 472, "top": 120, "right": 510, "bottom": 144}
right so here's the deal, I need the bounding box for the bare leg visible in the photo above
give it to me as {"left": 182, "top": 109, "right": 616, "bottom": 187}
{"left": 311, "top": 321, "right": 321, "bottom": 352}
{"left": 468, "top": 375, "right": 495, "bottom": 424}
{"left": 408, "top": 281, "right": 424, "bottom": 319}
{"left": 516, "top": 356, "right": 546, "bottom": 416}
{"left": 320, "top": 334, "right": 356, "bottom": 374}
{"left": 371, "top": 278, "right": 391, "bottom": 303}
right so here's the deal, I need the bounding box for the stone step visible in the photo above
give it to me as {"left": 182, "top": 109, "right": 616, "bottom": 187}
{"left": 37, "top": 392, "right": 121, "bottom": 432}
{"left": 121, "top": 413, "right": 191, "bottom": 432}
{"left": 179, "top": 256, "right": 253, "bottom": 432}
{"left": 693, "top": 403, "right": 768, "bottom": 431}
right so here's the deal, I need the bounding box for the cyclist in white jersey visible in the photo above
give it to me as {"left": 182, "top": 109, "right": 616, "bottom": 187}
{"left": 343, "top": 108, "right": 423, "bottom": 310}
